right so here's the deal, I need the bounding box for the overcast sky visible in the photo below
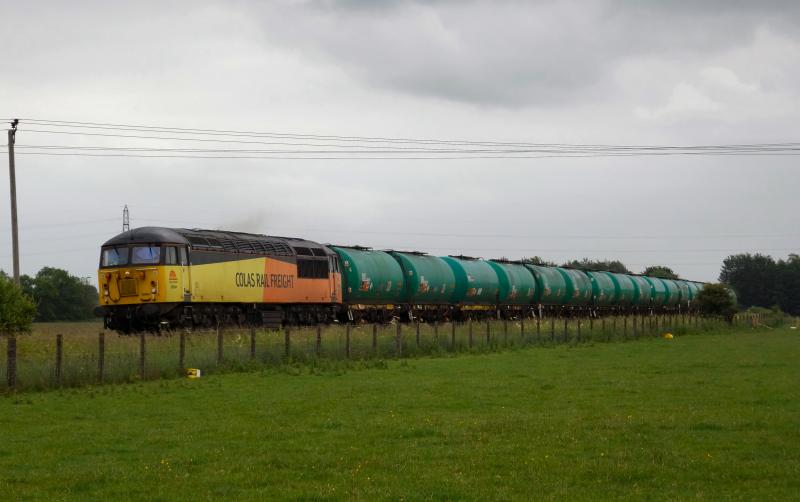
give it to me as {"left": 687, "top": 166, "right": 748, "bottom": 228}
{"left": 1, "top": 0, "right": 798, "bottom": 284}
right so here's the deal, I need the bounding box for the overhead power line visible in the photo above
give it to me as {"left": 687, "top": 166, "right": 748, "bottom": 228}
{"left": 4, "top": 150, "right": 799, "bottom": 160}
{"left": 15, "top": 143, "right": 800, "bottom": 155}
{"left": 4, "top": 117, "right": 799, "bottom": 160}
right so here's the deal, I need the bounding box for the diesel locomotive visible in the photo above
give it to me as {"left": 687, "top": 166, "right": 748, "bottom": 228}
{"left": 95, "top": 226, "right": 710, "bottom": 333}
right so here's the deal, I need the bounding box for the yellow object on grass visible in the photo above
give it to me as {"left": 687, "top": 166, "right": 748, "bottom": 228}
{"left": 663, "top": 333, "right": 674, "bottom": 340}
{"left": 186, "top": 368, "right": 202, "bottom": 378}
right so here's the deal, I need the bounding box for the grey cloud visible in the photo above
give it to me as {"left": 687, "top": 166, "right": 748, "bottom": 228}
{"left": 248, "top": 0, "right": 800, "bottom": 107}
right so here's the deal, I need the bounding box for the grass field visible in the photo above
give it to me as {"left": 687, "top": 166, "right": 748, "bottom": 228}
{"left": 1, "top": 328, "right": 798, "bottom": 500}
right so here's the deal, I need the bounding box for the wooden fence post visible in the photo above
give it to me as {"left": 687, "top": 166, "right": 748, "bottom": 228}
{"left": 179, "top": 331, "right": 186, "bottom": 369}
{"left": 415, "top": 322, "right": 420, "bottom": 347}
{"left": 563, "top": 318, "right": 568, "bottom": 343}
{"left": 396, "top": 323, "right": 402, "bottom": 357}
{"left": 550, "top": 317, "right": 555, "bottom": 342}
{"left": 55, "top": 334, "right": 62, "bottom": 387}
{"left": 577, "top": 319, "right": 581, "bottom": 343}
{"left": 7, "top": 336, "right": 17, "bottom": 391}
{"left": 536, "top": 316, "right": 541, "bottom": 343}
{"left": 216, "top": 325, "right": 224, "bottom": 364}
{"left": 485, "top": 320, "right": 490, "bottom": 346}
{"left": 345, "top": 325, "right": 351, "bottom": 359}
{"left": 468, "top": 320, "right": 473, "bottom": 348}
{"left": 503, "top": 319, "right": 508, "bottom": 345}
{"left": 623, "top": 316, "right": 628, "bottom": 339}
{"left": 315, "top": 325, "right": 322, "bottom": 356}
{"left": 641, "top": 315, "right": 645, "bottom": 337}
{"left": 520, "top": 318, "right": 525, "bottom": 340}
{"left": 451, "top": 322, "right": 456, "bottom": 350}
{"left": 372, "top": 324, "right": 378, "bottom": 353}
{"left": 250, "top": 327, "right": 257, "bottom": 359}
{"left": 139, "top": 333, "right": 146, "bottom": 380}
{"left": 97, "top": 332, "right": 105, "bottom": 384}
{"left": 284, "top": 327, "right": 291, "bottom": 360}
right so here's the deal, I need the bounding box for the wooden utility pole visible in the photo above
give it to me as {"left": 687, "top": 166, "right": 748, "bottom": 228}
{"left": 7, "top": 119, "right": 20, "bottom": 286}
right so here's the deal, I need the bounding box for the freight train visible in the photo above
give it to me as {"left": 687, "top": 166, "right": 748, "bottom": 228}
{"left": 95, "top": 227, "right": 710, "bottom": 333}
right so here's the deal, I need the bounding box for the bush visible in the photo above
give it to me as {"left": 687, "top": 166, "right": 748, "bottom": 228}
{"left": 695, "top": 284, "right": 738, "bottom": 323}
{"left": 0, "top": 276, "right": 36, "bottom": 334}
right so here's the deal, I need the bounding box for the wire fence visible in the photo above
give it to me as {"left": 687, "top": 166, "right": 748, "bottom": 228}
{"left": 0, "top": 314, "right": 759, "bottom": 393}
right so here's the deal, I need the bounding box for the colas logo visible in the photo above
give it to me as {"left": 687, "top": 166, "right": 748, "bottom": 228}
{"left": 169, "top": 271, "right": 178, "bottom": 282}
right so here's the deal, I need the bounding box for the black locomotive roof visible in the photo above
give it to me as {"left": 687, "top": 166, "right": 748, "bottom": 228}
{"left": 102, "top": 227, "right": 189, "bottom": 246}
{"left": 102, "top": 227, "right": 332, "bottom": 257}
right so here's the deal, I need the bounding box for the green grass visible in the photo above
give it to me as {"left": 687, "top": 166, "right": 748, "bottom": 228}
{"left": 1, "top": 328, "right": 798, "bottom": 500}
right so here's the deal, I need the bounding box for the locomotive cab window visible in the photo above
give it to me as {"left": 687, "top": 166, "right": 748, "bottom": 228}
{"left": 131, "top": 246, "right": 161, "bottom": 265}
{"left": 101, "top": 246, "right": 129, "bottom": 267}
{"left": 179, "top": 247, "right": 188, "bottom": 266}
{"left": 164, "top": 247, "right": 178, "bottom": 265}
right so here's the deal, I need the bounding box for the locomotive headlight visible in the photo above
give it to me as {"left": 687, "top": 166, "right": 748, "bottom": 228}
{"left": 151, "top": 288, "right": 156, "bottom": 294}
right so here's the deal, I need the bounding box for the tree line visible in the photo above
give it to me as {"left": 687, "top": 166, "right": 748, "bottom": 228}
{"left": 0, "top": 267, "right": 98, "bottom": 331}
{"left": 520, "top": 256, "right": 680, "bottom": 279}
{"left": 719, "top": 253, "right": 800, "bottom": 315}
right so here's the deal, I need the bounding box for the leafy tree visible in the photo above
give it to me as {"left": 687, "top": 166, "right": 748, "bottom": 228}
{"left": 0, "top": 274, "right": 36, "bottom": 334}
{"left": 563, "top": 258, "right": 631, "bottom": 274}
{"left": 642, "top": 265, "right": 679, "bottom": 279}
{"left": 519, "top": 256, "right": 557, "bottom": 267}
{"left": 775, "top": 254, "right": 800, "bottom": 315}
{"left": 694, "top": 283, "right": 738, "bottom": 322}
{"left": 25, "top": 267, "right": 98, "bottom": 321}
{"left": 719, "top": 253, "right": 778, "bottom": 309}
